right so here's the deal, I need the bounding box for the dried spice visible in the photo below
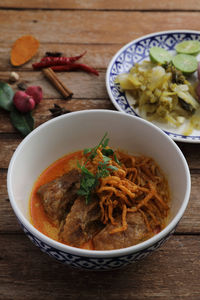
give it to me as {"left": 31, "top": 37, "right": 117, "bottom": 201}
{"left": 32, "top": 51, "right": 99, "bottom": 75}
{"left": 43, "top": 68, "right": 73, "bottom": 99}
{"left": 10, "top": 35, "right": 39, "bottom": 66}
{"left": 51, "top": 63, "right": 99, "bottom": 76}
{"left": 49, "top": 104, "right": 71, "bottom": 118}
{"left": 45, "top": 51, "right": 63, "bottom": 57}
{"left": 17, "top": 81, "right": 28, "bottom": 91}
{"left": 32, "top": 51, "right": 86, "bottom": 69}
{"left": 9, "top": 72, "right": 19, "bottom": 83}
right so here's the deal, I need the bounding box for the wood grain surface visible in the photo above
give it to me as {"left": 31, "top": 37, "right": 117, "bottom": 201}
{"left": 2, "top": 0, "right": 200, "bottom": 10}
{"left": 1, "top": 10, "right": 200, "bottom": 45}
{"left": 0, "top": 2, "right": 200, "bottom": 299}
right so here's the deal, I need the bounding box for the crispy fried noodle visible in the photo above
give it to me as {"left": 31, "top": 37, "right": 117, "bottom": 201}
{"left": 84, "top": 147, "right": 170, "bottom": 235}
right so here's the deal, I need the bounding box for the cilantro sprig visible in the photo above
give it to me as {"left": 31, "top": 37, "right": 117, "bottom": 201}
{"left": 77, "top": 132, "right": 118, "bottom": 204}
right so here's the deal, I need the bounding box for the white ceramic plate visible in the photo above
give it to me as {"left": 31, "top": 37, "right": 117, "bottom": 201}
{"left": 106, "top": 30, "right": 200, "bottom": 143}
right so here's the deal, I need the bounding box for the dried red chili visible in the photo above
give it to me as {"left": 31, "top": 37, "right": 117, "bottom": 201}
{"left": 51, "top": 63, "right": 99, "bottom": 76}
{"left": 32, "top": 51, "right": 86, "bottom": 69}
{"left": 33, "top": 51, "right": 99, "bottom": 76}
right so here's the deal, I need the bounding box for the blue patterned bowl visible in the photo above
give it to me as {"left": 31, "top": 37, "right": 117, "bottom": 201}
{"left": 106, "top": 30, "right": 200, "bottom": 143}
{"left": 7, "top": 110, "right": 191, "bottom": 270}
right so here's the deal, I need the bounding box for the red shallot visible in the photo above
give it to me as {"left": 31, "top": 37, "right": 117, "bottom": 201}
{"left": 13, "top": 91, "right": 35, "bottom": 113}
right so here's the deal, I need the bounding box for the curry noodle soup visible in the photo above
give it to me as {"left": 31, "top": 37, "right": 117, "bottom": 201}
{"left": 30, "top": 139, "right": 170, "bottom": 251}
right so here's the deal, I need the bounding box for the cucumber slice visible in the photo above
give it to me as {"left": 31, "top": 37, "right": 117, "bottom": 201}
{"left": 149, "top": 47, "right": 172, "bottom": 65}
{"left": 172, "top": 54, "right": 198, "bottom": 74}
{"left": 175, "top": 40, "right": 200, "bottom": 55}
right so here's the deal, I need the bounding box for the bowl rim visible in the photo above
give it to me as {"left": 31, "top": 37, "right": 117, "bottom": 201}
{"left": 7, "top": 109, "right": 191, "bottom": 258}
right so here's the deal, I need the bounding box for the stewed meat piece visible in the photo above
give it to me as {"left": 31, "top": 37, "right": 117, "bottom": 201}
{"left": 37, "top": 169, "right": 81, "bottom": 222}
{"left": 93, "top": 212, "right": 150, "bottom": 250}
{"left": 59, "top": 196, "right": 104, "bottom": 248}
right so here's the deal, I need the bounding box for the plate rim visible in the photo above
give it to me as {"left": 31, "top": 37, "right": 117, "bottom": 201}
{"left": 106, "top": 29, "right": 200, "bottom": 143}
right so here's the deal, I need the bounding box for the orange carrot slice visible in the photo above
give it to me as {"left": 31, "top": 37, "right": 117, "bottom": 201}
{"left": 10, "top": 35, "right": 39, "bottom": 66}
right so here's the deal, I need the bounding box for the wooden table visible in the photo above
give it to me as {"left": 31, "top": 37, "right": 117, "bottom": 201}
{"left": 1, "top": 1, "right": 200, "bottom": 299}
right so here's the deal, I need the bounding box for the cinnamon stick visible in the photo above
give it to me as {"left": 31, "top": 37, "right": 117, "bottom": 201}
{"left": 42, "top": 67, "right": 73, "bottom": 99}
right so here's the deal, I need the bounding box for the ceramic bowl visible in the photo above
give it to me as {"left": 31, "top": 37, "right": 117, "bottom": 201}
{"left": 7, "top": 110, "right": 191, "bottom": 270}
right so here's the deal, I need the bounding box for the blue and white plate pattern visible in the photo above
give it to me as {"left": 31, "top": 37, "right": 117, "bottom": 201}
{"left": 106, "top": 30, "right": 200, "bottom": 143}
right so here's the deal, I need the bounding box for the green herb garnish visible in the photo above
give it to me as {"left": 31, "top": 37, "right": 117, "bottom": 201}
{"left": 77, "top": 132, "right": 118, "bottom": 204}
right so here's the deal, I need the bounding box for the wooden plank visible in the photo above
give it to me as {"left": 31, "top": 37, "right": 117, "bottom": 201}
{"left": 1, "top": 0, "right": 200, "bottom": 10}
{"left": 0, "top": 170, "right": 21, "bottom": 232}
{"left": 0, "top": 234, "right": 199, "bottom": 299}
{"left": 0, "top": 43, "right": 119, "bottom": 70}
{"left": 0, "top": 10, "right": 200, "bottom": 45}
{"left": 1, "top": 170, "right": 200, "bottom": 233}
{"left": 0, "top": 139, "right": 21, "bottom": 169}
{"left": 0, "top": 70, "right": 107, "bottom": 99}
{"left": 177, "top": 171, "right": 200, "bottom": 232}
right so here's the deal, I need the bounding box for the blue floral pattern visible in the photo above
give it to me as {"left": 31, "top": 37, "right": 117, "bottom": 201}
{"left": 107, "top": 31, "right": 200, "bottom": 142}
{"left": 20, "top": 222, "right": 174, "bottom": 270}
